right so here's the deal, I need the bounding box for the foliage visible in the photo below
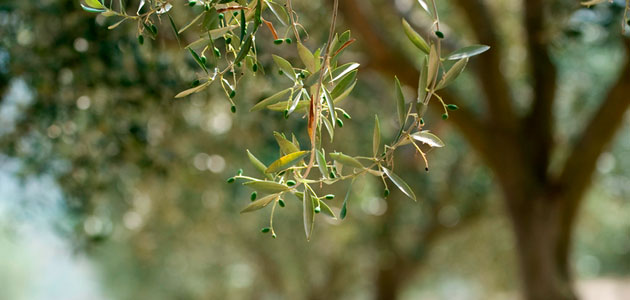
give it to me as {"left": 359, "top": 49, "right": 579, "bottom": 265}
{"left": 81, "top": 0, "right": 488, "bottom": 239}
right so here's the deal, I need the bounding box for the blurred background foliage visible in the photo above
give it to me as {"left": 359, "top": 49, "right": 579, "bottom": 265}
{"left": 0, "top": 0, "right": 629, "bottom": 299}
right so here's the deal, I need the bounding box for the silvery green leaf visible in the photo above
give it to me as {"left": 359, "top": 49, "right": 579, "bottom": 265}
{"left": 446, "top": 45, "right": 490, "bottom": 60}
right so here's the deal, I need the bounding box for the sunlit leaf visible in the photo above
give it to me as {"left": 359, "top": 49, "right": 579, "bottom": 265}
{"left": 287, "top": 88, "right": 305, "bottom": 115}
{"left": 410, "top": 131, "right": 445, "bottom": 148}
{"left": 330, "top": 63, "right": 360, "bottom": 82}
{"left": 265, "top": 151, "right": 309, "bottom": 173}
{"left": 382, "top": 167, "right": 417, "bottom": 201}
{"left": 446, "top": 45, "right": 490, "bottom": 60}
{"left": 85, "top": 0, "right": 104, "bottom": 9}
{"left": 240, "top": 194, "right": 279, "bottom": 213}
{"left": 81, "top": 4, "right": 106, "bottom": 13}
{"left": 402, "top": 19, "right": 430, "bottom": 54}
{"left": 417, "top": 0, "right": 431, "bottom": 14}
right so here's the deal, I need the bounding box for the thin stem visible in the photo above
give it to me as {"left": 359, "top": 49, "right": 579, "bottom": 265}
{"left": 286, "top": 0, "right": 302, "bottom": 43}
{"left": 301, "top": 0, "right": 339, "bottom": 181}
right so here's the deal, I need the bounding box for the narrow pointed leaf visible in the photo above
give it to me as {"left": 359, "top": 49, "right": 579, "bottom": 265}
{"left": 436, "top": 57, "right": 468, "bottom": 90}
{"left": 427, "top": 44, "right": 439, "bottom": 87}
{"left": 246, "top": 150, "right": 272, "bottom": 179}
{"left": 297, "top": 42, "right": 317, "bottom": 73}
{"left": 322, "top": 87, "right": 336, "bottom": 127}
{"left": 287, "top": 88, "right": 304, "bottom": 115}
{"left": 240, "top": 194, "right": 279, "bottom": 213}
{"left": 273, "top": 132, "right": 300, "bottom": 154}
{"left": 234, "top": 34, "right": 252, "bottom": 65}
{"left": 319, "top": 200, "right": 337, "bottom": 219}
{"left": 250, "top": 88, "right": 292, "bottom": 111}
{"left": 85, "top": 0, "right": 104, "bottom": 9}
{"left": 174, "top": 81, "right": 210, "bottom": 98}
{"left": 330, "top": 63, "right": 360, "bottom": 82}
{"left": 394, "top": 76, "right": 406, "bottom": 127}
{"left": 265, "top": 151, "right": 309, "bottom": 173}
{"left": 329, "top": 152, "right": 364, "bottom": 169}
{"left": 330, "top": 70, "right": 357, "bottom": 99}
{"left": 272, "top": 55, "right": 296, "bottom": 81}
{"left": 410, "top": 131, "right": 445, "bottom": 147}
{"left": 402, "top": 18, "right": 430, "bottom": 54}
{"left": 446, "top": 45, "right": 490, "bottom": 61}
{"left": 417, "top": 56, "right": 428, "bottom": 103}
{"left": 373, "top": 115, "right": 381, "bottom": 156}
{"left": 382, "top": 167, "right": 417, "bottom": 201}
{"left": 265, "top": 0, "right": 289, "bottom": 26}
{"left": 340, "top": 179, "right": 354, "bottom": 219}
{"left": 303, "top": 187, "right": 315, "bottom": 240}
{"left": 243, "top": 181, "right": 290, "bottom": 193}
{"left": 81, "top": 4, "right": 106, "bottom": 12}
{"left": 316, "top": 149, "right": 329, "bottom": 179}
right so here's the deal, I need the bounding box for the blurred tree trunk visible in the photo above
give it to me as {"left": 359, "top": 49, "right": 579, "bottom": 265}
{"left": 337, "top": 0, "right": 630, "bottom": 299}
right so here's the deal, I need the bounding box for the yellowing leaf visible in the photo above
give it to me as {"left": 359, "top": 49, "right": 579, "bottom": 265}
{"left": 265, "top": 151, "right": 309, "bottom": 173}
{"left": 273, "top": 132, "right": 300, "bottom": 155}
{"left": 85, "top": 0, "right": 104, "bottom": 9}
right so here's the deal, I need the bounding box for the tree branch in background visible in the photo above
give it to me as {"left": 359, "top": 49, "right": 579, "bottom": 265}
{"left": 556, "top": 40, "right": 630, "bottom": 262}
{"left": 453, "top": 0, "right": 516, "bottom": 129}
{"left": 336, "top": 0, "right": 491, "bottom": 163}
{"left": 523, "top": 0, "right": 558, "bottom": 180}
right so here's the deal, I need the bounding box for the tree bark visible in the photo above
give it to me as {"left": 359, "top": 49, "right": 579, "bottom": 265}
{"left": 505, "top": 188, "right": 578, "bottom": 300}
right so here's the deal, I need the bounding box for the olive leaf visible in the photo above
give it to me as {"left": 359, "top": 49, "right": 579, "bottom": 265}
{"left": 265, "top": 151, "right": 310, "bottom": 173}
{"left": 446, "top": 45, "right": 490, "bottom": 60}
{"left": 329, "top": 152, "right": 364, "bottom": 169}
{"left": 402, "top": 18, "right": 430, "bottom": 54}
{"left": 382, "top": 167, "right": 417, "bottom": 201}
{"left": 410, "top": 131, "right": 445, "bottom": 148}
{"left": 250, "top": 88, "right": 292, "bottom": 111}
{"left": 240, "top": 194, "right": 279, "bottom": 213}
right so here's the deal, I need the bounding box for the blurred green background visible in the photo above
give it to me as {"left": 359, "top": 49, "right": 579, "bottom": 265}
{"left": 1, "top": 0, "right": 629, "bottom": 299}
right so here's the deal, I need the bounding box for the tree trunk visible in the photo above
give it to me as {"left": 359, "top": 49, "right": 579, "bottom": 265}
{"left": 508, "top": 191, "right": 577, "bottom": 300}
{"left": 375, "top": 265, "right": 402, "bottom": 300}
